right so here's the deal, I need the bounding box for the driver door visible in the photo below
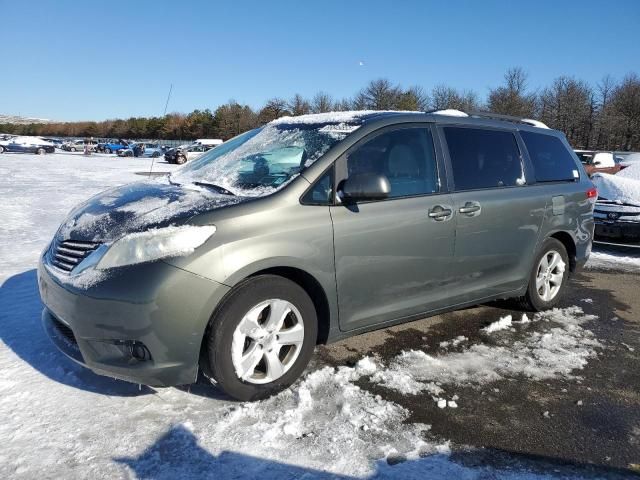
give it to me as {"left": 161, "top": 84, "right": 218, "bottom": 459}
{"left": 330, "top": 124, "right": 456, "bottom": 331}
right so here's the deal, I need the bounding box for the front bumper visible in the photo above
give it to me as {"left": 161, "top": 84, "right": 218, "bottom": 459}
{"left": 594, "top": 220, "right": 640, "bottom": 247}
{"left": 38, "top": 255, "right": 230, "bottom": 386}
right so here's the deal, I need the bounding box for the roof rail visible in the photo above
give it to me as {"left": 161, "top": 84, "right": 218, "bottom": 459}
{"left": 466, "top": 111, "right": 549, "bottom": 129}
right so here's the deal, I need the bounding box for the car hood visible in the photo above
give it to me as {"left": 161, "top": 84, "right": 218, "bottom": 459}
{"left": 57, "top": 179, "right": 245, "bottom": 242}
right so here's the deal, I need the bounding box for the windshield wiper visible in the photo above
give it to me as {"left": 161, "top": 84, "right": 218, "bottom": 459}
{"left": 193, "top": 182, "right": 235, "bottom": 196}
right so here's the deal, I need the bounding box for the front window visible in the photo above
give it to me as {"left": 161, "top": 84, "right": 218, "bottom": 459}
{"left": 171, "top": 123, "right": 356, "bottom": 197}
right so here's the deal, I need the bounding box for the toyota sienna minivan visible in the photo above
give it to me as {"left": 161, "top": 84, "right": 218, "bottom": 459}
{"left": 38, "top": 110, "right": 596, "bottom": 401}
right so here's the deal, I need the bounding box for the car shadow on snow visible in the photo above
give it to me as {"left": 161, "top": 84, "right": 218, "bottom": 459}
{"left": 0, "top": 269, "right": 154, "bottom": 397}
{"left": 113, "top": 424, "right": 636, "bottom": 479}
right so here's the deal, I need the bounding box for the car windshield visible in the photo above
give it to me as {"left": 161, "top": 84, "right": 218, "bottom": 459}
{"left": 171, "top": 122, "right": 357, "bottom": 197}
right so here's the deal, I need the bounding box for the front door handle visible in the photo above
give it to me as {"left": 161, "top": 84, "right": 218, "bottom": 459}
{"left": 459, "top": 201, "right": 481, "bottom": 216}
{"left": 428, "top": 205, "right": 453, "bottom": 221}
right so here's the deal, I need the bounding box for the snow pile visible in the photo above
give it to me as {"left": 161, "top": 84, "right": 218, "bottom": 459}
{"left": 586, "top": 249, "right": 640, "bottom": 272}
{"left": 482, "top": 314, "right": 513, "bottom": 333}
{"left": 439, "top": 335, "right": 467, "bottom": 348}
{"left": 592, "top": 165, "right": 640, "bottom": 206}
{"left": 370, "top": 307, "right": 600, "bottom": 401}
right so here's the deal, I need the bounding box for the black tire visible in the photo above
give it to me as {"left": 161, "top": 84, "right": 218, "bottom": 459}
{"left": 70, "top": 147, "right": 76, "bottom": 152}
{"left": 105, "top": 148, "right": 111, "bottom": 154}
{"left": 207, "top": 275, "right": 318, "bottom": 401}
{"left": 36, "top": 148, "right": 45, "bottom": 155}
{"left": 515, "top": 237, "right": 570, "bottom": 312}
{"left": 0, "top": 146, "right": 4, "bottom": 153}
{"left": 175, "top": 154, "right": 186, "bottom": 165}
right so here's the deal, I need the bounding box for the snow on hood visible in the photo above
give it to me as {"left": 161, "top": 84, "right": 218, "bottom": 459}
{"left": 592, "top": 164, "right": 640, "bottom": 206}
{"left": 57, "top": 179, "right": 243, "bottom": 242}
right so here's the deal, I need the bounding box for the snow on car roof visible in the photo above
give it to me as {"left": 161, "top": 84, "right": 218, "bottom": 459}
{"left": 270, "top": 110, "right": 421, "bottom": 125}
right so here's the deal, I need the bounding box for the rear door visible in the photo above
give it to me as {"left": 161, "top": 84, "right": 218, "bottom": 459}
{"left": 439, "top": 125, "right": 547, "bottom": 303}
{"left": 330, "top": 124, "right": 457, "bottom": 331}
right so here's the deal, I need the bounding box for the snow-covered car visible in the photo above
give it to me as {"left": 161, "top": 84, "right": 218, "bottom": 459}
{"left": 575, "top": 150, "right": 625, "bottom": 176}
{"left": 592, "top": 164, "right": 640, "bottom": 247}
{"left": 0, "top": 136, "right": 55, "bottom": 154}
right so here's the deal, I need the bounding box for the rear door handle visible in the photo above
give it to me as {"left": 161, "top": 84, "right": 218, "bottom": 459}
{"left": 459, "top": 201, "right": 481, "bottom": 216}
{"left": 428, "top": 205, "right": 453, "bottom": 221}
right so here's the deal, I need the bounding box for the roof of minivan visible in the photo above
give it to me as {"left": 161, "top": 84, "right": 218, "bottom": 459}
{"left": 270, "top": 110, "right": 556, "bottom": 133}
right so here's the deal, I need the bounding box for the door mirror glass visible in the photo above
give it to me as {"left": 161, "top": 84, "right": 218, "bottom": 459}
{"left": 339, "top": 172, "right": 390, "bottom": 202}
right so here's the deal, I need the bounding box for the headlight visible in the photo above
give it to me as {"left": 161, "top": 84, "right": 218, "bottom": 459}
{"left": 96, "top": 225, "right": 216, "bottom": 270}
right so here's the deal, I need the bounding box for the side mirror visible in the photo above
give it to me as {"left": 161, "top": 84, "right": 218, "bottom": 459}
{"left": 339, "top": 172, "right": 390, "bottom": 202}
{"left": 593, "top": 161, "right": 602, "bottom": 166}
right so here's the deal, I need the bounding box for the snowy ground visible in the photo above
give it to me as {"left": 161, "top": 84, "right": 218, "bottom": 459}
{"left": 0, "top": 152, "right": 638, "bottom": 479}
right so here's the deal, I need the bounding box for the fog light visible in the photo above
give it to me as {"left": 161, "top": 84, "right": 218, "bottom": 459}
{"left": 129, "top": 341, "right": 151, "bottom": 361}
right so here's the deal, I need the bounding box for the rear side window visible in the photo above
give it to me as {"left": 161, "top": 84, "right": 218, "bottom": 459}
{"left": 520, "top": 131, "right": 578, "bottom": 182}
{"left": 443, "top": 127, "right": 524, "bottom": 191}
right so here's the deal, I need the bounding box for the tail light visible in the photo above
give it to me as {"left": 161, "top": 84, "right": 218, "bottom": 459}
{"left": 586, "top": 187, "right": 598, "bottom": 199}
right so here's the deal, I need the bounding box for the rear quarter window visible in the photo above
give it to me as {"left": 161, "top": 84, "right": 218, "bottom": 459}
{"left": 520, "top": 131, "right": 578, "bottom": 182}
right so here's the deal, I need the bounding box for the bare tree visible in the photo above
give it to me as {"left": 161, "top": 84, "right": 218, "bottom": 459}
{"left": 611, "top": 73, "right": 640, "bottom": 150}
{"left": 356, "top": 79, "right": 401, "bottom": 110}
{"left": 311, "top": 91, "right": 334, "bottom": 113}
{"left": 487, "top": 67, "right": 537, "bottom": 117}
{"left": 287, "top": 94, "right": 311, "bottom": 116}
{"left": 258, "top": 98, "right": 290, "bottom": 124}
{"left": 396, "top": 86, "right": 429, "bottom": 111}
{"left": 430, "top": 85, "right": 481, "bottom": 111}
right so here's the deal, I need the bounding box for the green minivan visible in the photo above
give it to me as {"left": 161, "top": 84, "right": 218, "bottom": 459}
{"left": 39, "top": 110, "right": 596, "bottom": 400}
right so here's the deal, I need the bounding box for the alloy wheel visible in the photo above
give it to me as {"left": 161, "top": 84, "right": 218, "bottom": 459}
{"left": 535, "top": 250, "right": 566, "bottom": 302}
{"left": 231, "top": 299, "right": 305, "bottom": 384}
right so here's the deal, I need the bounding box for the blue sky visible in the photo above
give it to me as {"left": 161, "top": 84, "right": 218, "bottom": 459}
{"left": 2, "top": 0, "right": 639, "bottom": 121}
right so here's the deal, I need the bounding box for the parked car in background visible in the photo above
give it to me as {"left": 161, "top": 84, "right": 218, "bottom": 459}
{"left": 117, "top": 142, "right": 163, "bottom": 158}
{"left": 575, "top": 150, "right": 625, "bottom": 176}
{"left": 165, "top": 143, "right": 213, "bottom": 164}
{"left": 42, "top": 138, "right": 64, "bottom": 148}
{"left": 60, "top": 139, "right": 96, "bottom": 152}
{"left": 101, "top": 140, "right": 130, "bottom": 154}
{"left": 0, "top": 136, "right": 55, "bottom": 154}
{"left": 39, "top": 110, "right": 596, "bottom": 401}
{"left": 592, "top": 164, "right": 640, "bottom": 248}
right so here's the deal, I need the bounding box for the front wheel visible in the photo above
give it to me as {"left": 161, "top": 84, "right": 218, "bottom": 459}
{"left": 206, "top": 275, "right": 318, "bottom": 401}
{"left": 36, "top": 148, "right": 46, "bottom": 155}
{"left": 518, "top": 238, "right": 570, "bottom": 311}
{"left": 175, "top": 154, "right": 186, "bottom": 164}
{"left": 0, "top": 146, "right": 4, "bottom": 153}
{"left": 104, "top": 148, "right": 111, "bottom": 154}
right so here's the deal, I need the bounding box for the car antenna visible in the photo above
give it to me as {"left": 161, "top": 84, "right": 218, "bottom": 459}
{"left": 149, "top": 83, "right": 173, "bottom": 178}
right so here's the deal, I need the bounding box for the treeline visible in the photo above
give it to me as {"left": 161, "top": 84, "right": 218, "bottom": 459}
{"left": 2, "top": 68, "right": 639, "bottom": 150}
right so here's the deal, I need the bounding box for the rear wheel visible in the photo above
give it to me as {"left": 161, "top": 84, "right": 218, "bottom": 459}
{"left": 70, "top": 147, "right": 76, "bottom": 152}
{"left": 36, "top": 148, "right": 45, "bottom": 155}
{"left": 175, "top": 154, "right": 186, "bottom": 164}
{"left": 104, "top": 148, "right": 111, "bottom": 154}
{"left": 0, "top": 146, "right": 4, "bottom": 153}
{"left": 206, "top": 275, "right": 317, "bottom": 401}
{"left": 517, "top": 238, "right": 570, "bottom": 311}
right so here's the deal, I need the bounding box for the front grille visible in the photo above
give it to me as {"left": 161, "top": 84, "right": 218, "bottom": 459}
{"left": 49, "top": 238, "right": 101, "bottom": 273}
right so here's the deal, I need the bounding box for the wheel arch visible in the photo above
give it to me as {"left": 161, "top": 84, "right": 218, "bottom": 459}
{"left": 197, "top": 266, "right": 333, "bottom": 383}
{"left": 548, "top": 231, "right": 577, "bottom": 272}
